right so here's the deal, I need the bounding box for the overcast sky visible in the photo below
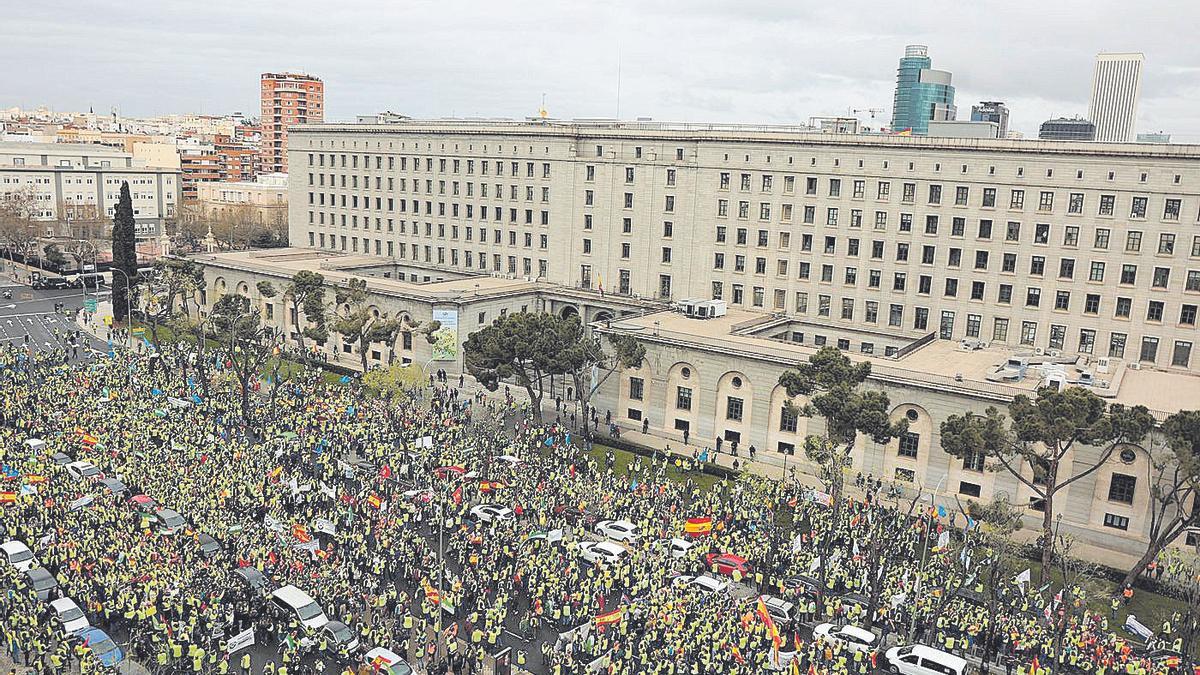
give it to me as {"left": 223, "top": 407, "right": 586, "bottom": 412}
{"left": 5, "top": 0, "right": 1198, "bottom": 140}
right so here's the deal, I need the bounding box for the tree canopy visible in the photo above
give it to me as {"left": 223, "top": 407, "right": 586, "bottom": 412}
{"left": 110, "top": 182, "right": 139, "bottom": 324}
{"left": 463, "top": 311, "right": 583, "bottom": 420}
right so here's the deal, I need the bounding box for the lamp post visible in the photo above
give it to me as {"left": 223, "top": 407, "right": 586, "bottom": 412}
{"left": 907, "top": 474, "right": 946, "bottom": 641}
{"left": 109, "top": 267, "right": 133, "bottom": 349}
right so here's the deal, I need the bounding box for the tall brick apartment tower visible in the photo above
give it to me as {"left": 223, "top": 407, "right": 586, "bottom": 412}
{"left": 260, "top": 72, "right": 323, "bottom": 174}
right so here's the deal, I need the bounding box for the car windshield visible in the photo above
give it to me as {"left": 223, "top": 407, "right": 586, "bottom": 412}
{"left": 9, "top": 549, "right": 32, "bottom": 563}
{"left": 61, "top": 606, "right": 85, "bottom": 622}
{"left": 297, "top": 602, "right": 324, "bottom": 621}
{"left": 331, "top": 624, "right": 353, "bottom": 641}
{"left": 91, "top": 637, "right": 118, "bottom": 655}
{"left": 80, "top": 465, "right": 99, "bottom": 476}
{"left": 32, "top": 574, "right": 55, "bottom": 590}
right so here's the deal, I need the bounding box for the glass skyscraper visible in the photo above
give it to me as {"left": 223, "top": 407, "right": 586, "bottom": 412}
{"left": 891, "top": 45, "right": 956, "bottom": 135}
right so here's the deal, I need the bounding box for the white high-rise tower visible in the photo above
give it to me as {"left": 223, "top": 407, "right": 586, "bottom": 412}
{"left": 1088, "top": 52, "right": 1144, "bottom": 143}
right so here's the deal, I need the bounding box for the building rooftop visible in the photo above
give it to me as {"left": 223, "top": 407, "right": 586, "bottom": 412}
{"left": 293, "top": 118, "right": 1200, "bottom": 156}
{"left": 597, "top": 308, "right": 1196, "bottom": 420}
{"left": 189, "top": 249, "right": 537, "bottom": 302}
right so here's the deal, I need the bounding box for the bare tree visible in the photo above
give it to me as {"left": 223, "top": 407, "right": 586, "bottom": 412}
{"left": 0, "top": 186, "right": 41, "bottom": 275}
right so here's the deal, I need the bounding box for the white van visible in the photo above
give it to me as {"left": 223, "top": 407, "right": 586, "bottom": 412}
{"left": 23, "top": 438, "right": 47, "bottom": 453}
{"left": 270, "top": 585, "right": 329, "bottom": 630}
{"left": 884, "top": 645, "right": 968, "bottom": 675}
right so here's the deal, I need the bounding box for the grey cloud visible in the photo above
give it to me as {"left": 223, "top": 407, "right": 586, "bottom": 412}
{"left": 1, "top": 0, "right": 1195, "bottom": 139}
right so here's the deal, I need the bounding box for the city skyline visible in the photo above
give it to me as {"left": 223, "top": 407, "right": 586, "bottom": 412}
{"left": 4, "top": 0, "right": 1199, "bottom": 140}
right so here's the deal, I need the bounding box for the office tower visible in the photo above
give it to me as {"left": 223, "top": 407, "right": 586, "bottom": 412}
{"left": 1039, "top": 117, "right": 1097, "bottom": 141}
{"left": 891, "top": 45, "right": 956, "bottom": 135}
{"left": 970, "top": 101, "right": 1009, "bottom": 138}
{"left": 260, "top": 72, "right": 323, "bottom": 173}
{"left": 1088, "top": 53, "right": 1143, "bottom": 143}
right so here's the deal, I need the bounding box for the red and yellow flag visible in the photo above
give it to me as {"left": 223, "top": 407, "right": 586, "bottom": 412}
{"left": 24, "top": 475, "right": 46, "bottom": 484}
{"left": 366, "top": 494, "right": 383, "bottom": 509}
{"left": 595, "top": 607, "right": 624, "bottom": 626}
{"left": 757, "top": 596, "right": 783, "bottom": 652}
{"left": 292, "top": 524, "right": 311, "bottom": 543}
{"left": 0, "top": 492, "right": 16, "bottom": 504}
{"left": 423, "top": 580, "right": 441, "bottom": 605}
{"left": 684, "top": 517, "right": 713, "bottom": 536}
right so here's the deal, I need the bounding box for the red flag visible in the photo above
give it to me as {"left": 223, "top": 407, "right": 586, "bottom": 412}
{"left": 267, "top": 551, "right": 278, "bottom": 565}
{"left": 379, "top": 465, "right": 392, "bottom": 480}
{"left": 452, "top": 486, "right": 463, "bottom": 505}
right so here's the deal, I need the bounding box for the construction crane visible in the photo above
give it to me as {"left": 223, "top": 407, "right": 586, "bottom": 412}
{"left": 852, "top": 108, "right": 885, "bottom": 119}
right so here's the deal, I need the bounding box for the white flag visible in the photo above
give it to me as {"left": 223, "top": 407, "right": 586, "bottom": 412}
{"left": 1014, "top": 568, "right": 1031, "bottom": 587}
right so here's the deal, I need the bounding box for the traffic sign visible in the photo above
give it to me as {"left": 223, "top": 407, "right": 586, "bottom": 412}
{"left": 84, "top": 298, "right": 98, "bottom": 312}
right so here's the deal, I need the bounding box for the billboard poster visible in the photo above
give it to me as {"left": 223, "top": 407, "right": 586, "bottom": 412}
{"left": 431, "top": 308, "right": 459, "bottom": 361}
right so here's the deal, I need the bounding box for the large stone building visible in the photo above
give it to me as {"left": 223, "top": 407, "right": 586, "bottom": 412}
{"left": 0, "top": 141, "right": 180, "bottom": 237}
{"left": 188, "top": 118, "right": 1200, "bottom": 553}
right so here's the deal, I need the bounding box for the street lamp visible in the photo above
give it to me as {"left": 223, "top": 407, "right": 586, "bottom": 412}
{"left": 109, "top": 267, "right": 133, "bottom": 348}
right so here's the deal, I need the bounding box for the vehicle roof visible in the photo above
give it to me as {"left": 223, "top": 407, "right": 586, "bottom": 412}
{"left": 905, "top": 645, "right": 968, "bottom": 668}
{"left": 25, "top": 567, "right": 54, "bottom": 581}
{"left": 0, "top": 540, "right": 31, "bottom": 553}
{"left": 272, "top": 584, "right": 317, "bottom": 607}
{"left": 593, "top": 541, "right": 626, "bottom": 554}
{"left": 838, "top": 625, "right": 877, "bottom": 643}
{"left": 763, "top": 596, "right": 795, "bottom": 611}
{"left": 50, "top": 597, "right": 81, "bottom": 611}
{"left": 607, "top": 519, "right": 637, "bottom": 527}
{"left": 693, "top": 575, "right": 728, "bottom": 590}
{"left": 158, "top": 508, "right": 182, "bottom": 517}
{"left": 67, "top": 460, "right": 95, "bottom": 469}
{"left": 365, "top": 647, "right": 405, "bottom": 662}
{"left": 714, "top": 552, "right": 747, "bottom": 562}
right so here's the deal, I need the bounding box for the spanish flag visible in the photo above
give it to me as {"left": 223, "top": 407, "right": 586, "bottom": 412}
{"left": 268, "top": 466, "right": 283, "bottom": 480}
{"left": 24, "top": 475, "right": 46, "bottom": 484}
{"left": 757, "top": 596, "right": 783, "bottom": 652}
{"left": 684, "top": 517, "right": 713, "bottom": 536}
{"left": 895, "top": 128, "right": 913, "bottom": 136}
{"left": 0, "top": 492, "right": 15, "bottom": 504}
{"left": 292, "top": 524, "right": 312, "bottom": 543}
{"left": 366, "top": 494, "right": 383, "bottom": 509}
{"left": 80, "top": 434, "right": 98, "bottom": 446}
{"left": 479, "top": 480, "right": 507, "bottom": 493}
{"left": 423, "top": 580, "right": 441, "bottom": 605}
{"left": 595, "top": 607, "right": 623, "bottom": 626}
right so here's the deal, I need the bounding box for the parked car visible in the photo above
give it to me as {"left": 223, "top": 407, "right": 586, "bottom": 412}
{"left": 196, "top": 533, "right": 220, "bottom": 558}
{"left": 884, "top": 645, "right": 967, "bottom": 675}
{"left": 76, "top": 628, "right": 124, "bottom": 668}
{"left": 672, "top": 574, "right": 730, "bottom": 595}
{"left": 152, "top": 508, "right": 187, "bottom": 535}
{"left": 578, "top": 541, "right": 628, "bottom": 566}
{"left": 65, "top": 460, "right": 101, "bottom": 482}
{"left": 33, "top": 277, "right": 73, "bottom": 290}
{"left": 470, "top": 504, "right": 515, "bottom": 524}
{"left": 814, "top": 623, "right": 877, "bottom": 654}
{"left": 24, "top": 567, "right": 59, "bottom": 601}
{"left": 705, "top": 552, "right": 751, "bottom": 577}
{"left": 321, "top": 620, "right": 361, "bottom": 660}
{"left": 49, "top": 452, "right": 73, "bottom": 466}
{"left": 234, "top": 567, "right": 272, "bottom": 596}
{"left": 654, "top": 537, "right": 696, "bottom": 559}
{"left": 49, "top": 597, "right": 90, "bottom": 635}
{"left": 595, "top": 519, "right": 641, "bottom": 544}
{"left": 97, "top": 477, "right": 128, "bottom": 495}
{"left": 269, "top": 585, "right": 330, "bottom": 631}
{"left": 0, "top": 540, "right": 37, "bottom": 572}
{"left": 760, "top": 595, "right": 799, "bottom": 631}
{"left": 128, "top": 494, "right": 158, "bottom": 512}
{"left": 362, "top": 647, "right": 414, "bottom": 675}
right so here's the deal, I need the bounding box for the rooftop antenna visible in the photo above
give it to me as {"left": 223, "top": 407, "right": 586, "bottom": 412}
{"left": 615, "top": 41, "right": 622, "bottom": 119}
{"left": 539, "top": 93, "right": 548, "bottom": 119}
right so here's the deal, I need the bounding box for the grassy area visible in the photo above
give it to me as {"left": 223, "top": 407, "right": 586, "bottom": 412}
{"left": 1019, "top": 558, "right": 1187, "bottom": 629}
{"left": 587, "top": 443, "right": 731, "bottom": 492}
{"left": 135, "top": 321, "right": 346, "bottom": 386}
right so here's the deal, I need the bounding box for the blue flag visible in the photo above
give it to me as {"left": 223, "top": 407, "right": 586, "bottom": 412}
{"left": 339, "top": 375, "right": 351, "bottom": 384}
{"left": 936, "top": 504, "right": 947, "bottom": 518}
{"left": 191, "top": 394, "right": 203, "bottom": 404}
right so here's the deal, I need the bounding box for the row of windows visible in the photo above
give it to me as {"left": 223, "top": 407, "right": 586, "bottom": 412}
{"left": 710, "top": 176, "right": 1193, "bottom": 221}
{"left": 307, "top": 153, "right": 553, "bottom": 178}
{"left": 306, "top": 230, "right": 549, "bottom": 277}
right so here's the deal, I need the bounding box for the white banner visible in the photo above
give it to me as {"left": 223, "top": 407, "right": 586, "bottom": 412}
{"left": 419, "top": 436, "right": 434, "bottom": 449}
{"left": 227, "top": 628, "right": 255, "bottom": 653}
{"left": 69, "top": 495, "right": 93, "bottom": 511}
{"left": 314, "top": 518, "right": 336, "bottom": 536}
{"left": 936, "top": 530, "right": 950, "bottom": 549}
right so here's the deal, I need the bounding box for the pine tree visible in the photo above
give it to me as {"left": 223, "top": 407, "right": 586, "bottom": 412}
{"left": 110, "top": 182, "right": 138, "bottom": 323}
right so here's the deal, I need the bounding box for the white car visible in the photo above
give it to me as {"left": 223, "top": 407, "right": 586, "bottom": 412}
{"left": 495, "top": 455, "right": 522, "bottom": 466}
{"left": 672, "top": 574, "right": 730, "bottom": 594}
{"left": 814, "top": 623, "right": 877, "bottom": 654}
{"left": 595, "top": 519, "right": 641, "bottom": 544}
{"left": 362, "top": 647, "right": 414, "bottom": 675}
{"left": 49, "top": 597, "right": 90, "bottom": 635}
{"left": 470, "top": 504, "right": 515, "bottom": 524}
{"left": 578, "top": 541, "right": 628, "bottom": 566}
{"left": 65, "top": 461, "right": 101, "bottom": 481}
{"left": 884, "top": 645, "right": 967, "bottom": 675}
{"left": 0, "top": 540, "right": 37, "bottom": 572}
{"left": 656, "top": 537, "right": 695, "bottom": 559}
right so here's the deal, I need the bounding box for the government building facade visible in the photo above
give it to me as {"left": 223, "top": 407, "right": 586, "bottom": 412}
{"left": 188, "top": 118, "right": 1200, "bottom": 555}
